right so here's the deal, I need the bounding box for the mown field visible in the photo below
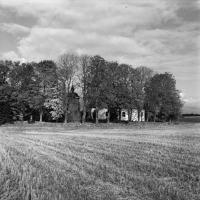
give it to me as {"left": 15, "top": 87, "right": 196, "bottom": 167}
{"left": 0, "top": 123, "right": 200, "bottom": 200}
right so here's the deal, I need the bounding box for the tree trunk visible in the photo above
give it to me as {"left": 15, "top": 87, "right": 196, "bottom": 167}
{"left": 138, "top": 109, "right": 141, "bottom": 122}
{"left": 154, "top": 114, "right": 156, "bottom": 122}
{"left": 95, "top": 109, "right": 98, "bottom": 124}
{"left": 107, "top": 109, "right": 110, "bottom": 123}
{"left": 30, "top": 114, "right": 33, "bottom": 122}
{"left": 39, "top": 110, "right": 43, "bottom": 122}
{"left": 128, "top": 109, "right": 130, "bottom": 122}
{"left": 119, "top": 108, "right": 121, "bottom": 122}
{"left": 95, "top": 99, "right": 98, "bottom": 124}
{"left": 64, "top": 110, "right": 68, "bottom": 123}
{"left": 82, "top": 96, "right": 86, "bottom": 123}
{"left": 128, "top": 109, "right": 132, "bottom": 122}
{"left": 146, "top": 111, "right": 149, "bottom": 122}
{"left": 82, "top": 108, "right": 86, "bottom": 123}
{"left": 91, "top": 109, "right": 93, "bottom": 120}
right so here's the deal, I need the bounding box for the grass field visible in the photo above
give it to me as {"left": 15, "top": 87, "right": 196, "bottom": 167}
{"left": 0, "top": 123, "right": 200, "bottom": 200}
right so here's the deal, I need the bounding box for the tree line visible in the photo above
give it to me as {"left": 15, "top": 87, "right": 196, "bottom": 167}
{"left": 0, "top": 54, "right": 184, "bottom": 124}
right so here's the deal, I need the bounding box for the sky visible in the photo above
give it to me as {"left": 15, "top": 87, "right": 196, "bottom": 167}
{"left": 0, "top": 0, "right": 199, "bottom": 114}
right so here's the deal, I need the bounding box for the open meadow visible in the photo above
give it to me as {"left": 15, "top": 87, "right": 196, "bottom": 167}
{"left": 0, "top": 123, "right": 200, "bottom": 200}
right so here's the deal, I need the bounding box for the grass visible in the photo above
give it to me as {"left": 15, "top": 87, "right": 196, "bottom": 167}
{"left": 0, "top": 123, "right": 200, "bottom": 200}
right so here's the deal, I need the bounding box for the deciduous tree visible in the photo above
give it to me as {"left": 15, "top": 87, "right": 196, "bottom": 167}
{"left": 0, "top": 60, "right": 23, "bottom": 124}
{"left": 56, "top": 53, "right": 79, "bottom": 123}
{"left": 145, "top": 72, "right": 184, "bottom": 122}
{"left": 77, "top": 54, "right": 91, "bottom": 123}
{"left": 35, "top": 60, "right": 57, "bottom": 122}
{"left": 133, "top": 66, "right": 154, "bottom": 121}
{"left": 87, "top": 55, "right": 107, "bottom": 124}
{"left": 9, "top": 62, "right": 42, "bottom": 122}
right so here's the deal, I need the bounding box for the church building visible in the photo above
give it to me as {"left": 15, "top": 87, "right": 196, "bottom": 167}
{"left": 67, "top": 86, "right": 81, "bottom": 122}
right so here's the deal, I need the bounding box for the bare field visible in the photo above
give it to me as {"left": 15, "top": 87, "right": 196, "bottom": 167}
{"left": 0, "top": 123, "right": 200, "bottom": 200}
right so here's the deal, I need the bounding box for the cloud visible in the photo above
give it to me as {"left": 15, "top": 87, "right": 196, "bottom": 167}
{"left": 16, "top": 26, "right": 155, "bottom": 62}
{"left": 0, "top": 23, "right": 30, "bottom": 35}
{"left": 180, "top": 92, "right": 186, "bottom": 98}
{"left": 183, "top": 97, "right": 200, "bottom": 114}
{"left": 0, "top": 0, "right": 179, "bottom": 32}
{"left": 1, "top": 51, "right": 20, "bottom": 60}
{"left": 0, "top": 9, "right": 6, "bottom": 17}
{"left": 0, "top": 0, "right": 65, "bottom": 18}
{"left": 182, "top": 92, "right": 200, "bottom": 113}
{"left": 184, "top": 98, "right": 200, "bottom": 104}
{"left": 1, "top": 51, "right": 26, "bottom": 63}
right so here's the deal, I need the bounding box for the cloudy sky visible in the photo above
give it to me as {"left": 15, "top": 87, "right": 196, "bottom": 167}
{"left": 0, "top": 0, "right": 199, "bottom": 113}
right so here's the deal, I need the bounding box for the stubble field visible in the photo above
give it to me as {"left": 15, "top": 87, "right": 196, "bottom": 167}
{"left": 0, "top": 123, "right": 200, "bottom": 200}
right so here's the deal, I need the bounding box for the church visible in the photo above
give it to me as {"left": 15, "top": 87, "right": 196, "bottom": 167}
{"left": 67, "top": 86, "right": 81, "bottom": 122}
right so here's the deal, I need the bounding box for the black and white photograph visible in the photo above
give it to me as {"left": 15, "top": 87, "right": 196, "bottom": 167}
{"left": 0, "top": 0, "right": 199, "bottom": 199}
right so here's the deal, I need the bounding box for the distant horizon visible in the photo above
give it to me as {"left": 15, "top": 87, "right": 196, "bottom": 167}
{"left": 182, "top": 113, "right": 200, "bottom": 115}
{"left": 182, "top": 104, "right": 200, "bottom": 115}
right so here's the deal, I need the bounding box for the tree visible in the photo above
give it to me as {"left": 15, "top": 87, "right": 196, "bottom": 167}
{"left": 9, "top": 62, "right": 42, "bottom": 122}
{"left": 56, "top": 53, "right": 79, "bottom": 123}
{"left": 87, "top": 55, "right": 107, "bottom": 124}
{"left": 104, "top": 62, "right": 136, "bottom": 122}
{"left": 44, "top": 86, "right": 63, "bottom": 121}
{"left": 35, "top": 60, "right": 58, "bottom": 122}
{"left": 145, "top": 72, "right": 184, "bottom": 122}
{"left": 132, "top": 66, "right": 154, "bottom": 121}
{"left": 114, "top": 63, "right": 133, "bottom": 121}
{"left": 77, "top": 54, "right": 92, "bottom": 123}
{"left": 103, "top": 61, "right": 120, "bottom": 122}
{"left": 0, "top": 60, "right": 10, "bottom": 85}
{"left": 0, "top": 60, "right": 23, "bottom": 124}
{"left": 0, "top": 84, "right": 23, "bottom": 124}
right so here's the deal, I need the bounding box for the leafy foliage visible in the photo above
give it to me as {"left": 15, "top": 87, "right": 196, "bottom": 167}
{"left": 0, "top": 54, "right": 184, "bottom": 124}
{"left": 86, "top": 55, "right": 108, "bottom": 123}
{"left": 78, "top": 54, "right": 92, "bottom": 122}
{"left": 44, "top": 87, "right": 63, "bottom": 120}
{"left": 9, "top": 62, "right": 42, "bottom": 120}
{"left": 0, "top": 84, "right": 23, "bottom": 124}
{"left": 0, "top": 60, "right": 11, "bottom": 85}
{"left": 35, "top": 60, "right": 58, "bottom": 121}
{"left": 145, "top": 72, "right": 184, "bottom": 121}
